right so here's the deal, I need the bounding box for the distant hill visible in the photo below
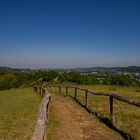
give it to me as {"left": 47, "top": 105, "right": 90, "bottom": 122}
{"left": 0, "top": 66, "right": 140, "bottom": 73}
{"left": 0, "top": 66, "right": 32, "bottom": 72}
{"left": 72, "top": 66, "right": 140, "bottom": 73}
{"left": 118, "top": 66, "right": 140, "bottom": 72}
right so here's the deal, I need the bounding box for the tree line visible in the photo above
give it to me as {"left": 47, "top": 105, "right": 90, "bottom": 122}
{"left": 0, "top": 71, "right": 139, "bottom": 90}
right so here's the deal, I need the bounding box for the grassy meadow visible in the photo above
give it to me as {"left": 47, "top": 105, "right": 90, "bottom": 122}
{"left": 0, "top": 88, "right": 41, "bottom": 140}
{"left": 52, "top": 85, "right": 140, "bottom": 140}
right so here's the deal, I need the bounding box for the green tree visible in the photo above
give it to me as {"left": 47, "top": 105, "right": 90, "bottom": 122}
{"left": 0, "top": 73, "right": 18, "bottom": 90}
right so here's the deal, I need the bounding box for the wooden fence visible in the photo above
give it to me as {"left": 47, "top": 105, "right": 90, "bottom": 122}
{"left": 31, "top": 86, "right": 51, "bottom": 140}
{"left": 45, "top": 85, "right": 140, "bottom": 123}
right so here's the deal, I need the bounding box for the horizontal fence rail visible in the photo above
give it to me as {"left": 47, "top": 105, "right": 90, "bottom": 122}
{"left": 45, "top": 85, "right": 140, "bottom": 124}
{"left": 31, "top": 86, "right": 51, "bottom": 140}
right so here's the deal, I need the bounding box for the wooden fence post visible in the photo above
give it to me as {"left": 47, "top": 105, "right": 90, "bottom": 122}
{"left": 48, "top": 86, "right": 50, "bottom": 92}
{"left": 75, "top": 88, "right": 77, "bottom": 100}
{"left": 39, "top": 87, "right": 41, "bottom": 95}
{"left": 66, "top": 87, "right": 68, "bottom": 96}
{"left": 59, "top": 86, "right": 61, "bottom": 94}
{"left": 41, "top": 88, "right": 44, "bottom": 97}
{"left": 37, "top": 87, "right": 39, "bottom": 93}
{"left": 85, "top": 90, "right": 88, "bottom": 108}
{"left": 110, "top": 96, "right": 114, "bottom": 122}
{"left": 43, "top": 89, "right": 45, "bottom": 97}
{"left": 33, "top": 87, "right": 35, "bottom": 92}
{"left": 53, "top": 86, "right": 55, "bottom": 93}
{"left": 40, "top": 88, "right": 42, "bottom": 96}
{"left": 49, "top": 86, "right": 51, "bottom": 93}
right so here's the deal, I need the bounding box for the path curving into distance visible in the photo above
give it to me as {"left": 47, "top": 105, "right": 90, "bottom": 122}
{"left": 47, "top": 94, "right": 123, "bottom": 140}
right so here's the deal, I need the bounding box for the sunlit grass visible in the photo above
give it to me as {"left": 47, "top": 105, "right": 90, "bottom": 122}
{"left": 0, "top": 88, "right": 41, "bottom": 140}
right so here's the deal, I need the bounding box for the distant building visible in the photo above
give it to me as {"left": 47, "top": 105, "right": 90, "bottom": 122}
{"left": 91, "top": 71, "right": 97, "bottom": 74}
{"left": 80, "top": 73, "right": 88, "bottom": 75}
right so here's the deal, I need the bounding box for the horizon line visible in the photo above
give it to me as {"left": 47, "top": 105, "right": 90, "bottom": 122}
{"left": 0, "top": 65, "right": 140, "bottom": 70}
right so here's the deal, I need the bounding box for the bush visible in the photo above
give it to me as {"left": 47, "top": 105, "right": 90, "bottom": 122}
{"left": 110, "top": 75, "right": 136, "bottom": 86}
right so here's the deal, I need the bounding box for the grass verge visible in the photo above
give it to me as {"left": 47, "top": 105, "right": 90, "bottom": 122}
{"left": 47, "top": 100, "right": 59, "bottom": 140}
{"left": 0, "top": 88, "right": 41, "bottom": 140}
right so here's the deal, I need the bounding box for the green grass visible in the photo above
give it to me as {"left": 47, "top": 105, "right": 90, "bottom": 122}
{"left": 47, "top": 108, "right": 58, "bottom": 140}
{"left": 0, "top": 88, "right": 41, "bottom": 140}
{"left": 53, "top": 85, "right": 140, "bottom": 140}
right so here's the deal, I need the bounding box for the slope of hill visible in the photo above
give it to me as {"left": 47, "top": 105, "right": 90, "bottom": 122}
{"left": 0, "top": 66, "right": 32, "bottom": 72}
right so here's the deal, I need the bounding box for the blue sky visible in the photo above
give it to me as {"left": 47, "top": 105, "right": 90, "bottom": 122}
{"left": 0, "top": 0, "right": 140, "bottom": 68}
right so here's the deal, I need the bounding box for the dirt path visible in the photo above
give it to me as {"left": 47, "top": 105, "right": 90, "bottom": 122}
{"left": 48, "top": 94, "right": 123, "bottom": 140}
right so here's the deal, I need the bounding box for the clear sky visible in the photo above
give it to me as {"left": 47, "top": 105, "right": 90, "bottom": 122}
{"left": 0, "top": 0, "right": 140, "bottom": 69}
